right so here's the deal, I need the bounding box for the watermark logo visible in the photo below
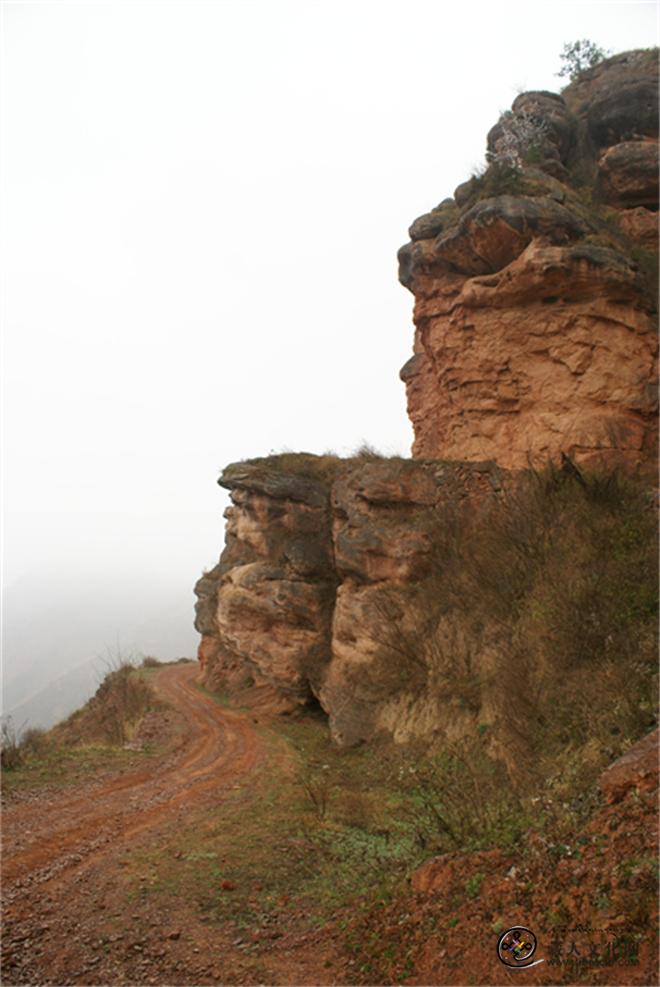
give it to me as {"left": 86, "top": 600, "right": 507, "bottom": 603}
{"left": 497, "top": 927, "right": 544, "bottom": 969}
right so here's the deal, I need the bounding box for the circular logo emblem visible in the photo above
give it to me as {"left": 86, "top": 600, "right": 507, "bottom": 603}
{"left": 497, "top": 927, "right": 538, "bottom": 967}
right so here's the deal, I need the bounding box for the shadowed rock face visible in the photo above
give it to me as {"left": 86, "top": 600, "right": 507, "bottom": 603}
{"left": 564, "top": 49, "right": 659, "bottom": 147}
{"left": 195, "top": 455, "right": 504, "bottom": 744}
{"left": 194, "top": 459, "right": 337, "bottom": 709}
{"left": 597, "top": 140, "right": 659, "bottom": 208}
{"left": 399, "top": 49, "right": 658, "bottom": 472}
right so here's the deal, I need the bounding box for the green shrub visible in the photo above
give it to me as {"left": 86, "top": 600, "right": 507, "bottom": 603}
{"left": 557, "top": 39, "right": 610, "bottom": 81}
{"left": 465, "top": 872, "right": 485, "bottom": 898}
{"left": 394, "top": 734, "right": 528, "bottom": 854}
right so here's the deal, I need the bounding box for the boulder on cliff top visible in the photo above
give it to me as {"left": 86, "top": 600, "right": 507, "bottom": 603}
{"left": 562, "top": 48, "right": 659, "bottom": 147}
{"left": 408, "top": 198, "right": 459, "bottom": 242}
{"left": 219, "top": 461, "right": 329, "bottom": 507}
{"left": 597, "top": 139, "right": 659, "bottom": 208}
{"left": 433, "top": 194, "right": 593, "bottom": 275}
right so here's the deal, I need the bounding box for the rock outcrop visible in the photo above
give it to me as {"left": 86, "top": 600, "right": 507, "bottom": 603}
{"left": 195, "top": 454, "right": 504, "bottom": 744}
{"left": 195, "top": 458, "right": 337, "bottom": 712}
{"left": 195, "top": 50, "right": 658, "bottom": 745}
{"left": 399, "top": 49, "right": 658, "bottom": 471}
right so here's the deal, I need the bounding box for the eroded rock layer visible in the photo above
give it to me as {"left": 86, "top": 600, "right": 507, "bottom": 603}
{"left": 399, "top": 49, "right": 658, "bottom": 470}
{"left": 195, "top": 454, "right": 503, "bottom": 744}
{"left": 195, "top": 50, "right": 658, "bottom": 745}
{"left": 195, "top": 459, "right": 337, "bottom": 713}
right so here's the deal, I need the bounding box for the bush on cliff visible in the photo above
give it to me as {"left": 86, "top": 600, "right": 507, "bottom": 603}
{"left": 55, "top": 661, "right": 158, "bottom": 746}
{"left": 364, "top": 465, "right": 657, "bottom": 797}
{"left": 557, "top": 39, "right": 610, "bottom": 80}
{"left": 458, "top": 162, "right": 526, "bottom": 210}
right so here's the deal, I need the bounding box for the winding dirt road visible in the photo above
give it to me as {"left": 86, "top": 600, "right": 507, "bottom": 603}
{"left": 2, "top": 664, "right": 261, "bottom": 896}
{"left": 1, "top": 662, "right": 315, "bottom": 986}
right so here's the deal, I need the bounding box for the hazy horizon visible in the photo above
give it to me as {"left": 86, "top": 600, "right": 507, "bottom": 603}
{"left": 2, "top": 1, "right": 658, "bottom": 722}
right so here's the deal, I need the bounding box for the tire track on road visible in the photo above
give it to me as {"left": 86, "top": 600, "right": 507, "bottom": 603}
{"left": 2, "top": 663, "right": 262, "bottom": 897}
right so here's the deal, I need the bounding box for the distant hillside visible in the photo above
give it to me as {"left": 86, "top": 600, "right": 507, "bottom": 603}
{"left": 6, "top": 659, "right": 100, "bottom": 734}
{"left": 3, "top": 573, "right": 197, "bottom": 719}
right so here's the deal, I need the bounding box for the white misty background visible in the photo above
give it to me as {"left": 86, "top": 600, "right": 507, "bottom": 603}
{"left": 2, "top": 1, "right": 657, "bottom": 726}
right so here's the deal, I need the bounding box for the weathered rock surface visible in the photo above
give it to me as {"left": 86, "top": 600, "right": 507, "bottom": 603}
{"left": 617, "top": 206, "right": 659, "bottom": 249}
{"left": 399, "top": 49, "right": 658, "bottom": 471}
{"left": 432, "top": 195, "right": 593, "bottom": 276}
{"left": 194, "top": 51, "right": 657, "bottom": 746}
{"left": 195, "top": 455, "right": 503, "bottom": 744}
{"left": 597, "top": 139, "right": 659, "bottom": 208}
{"left": 194, "top": 458, "right": 337, "bottom": 709}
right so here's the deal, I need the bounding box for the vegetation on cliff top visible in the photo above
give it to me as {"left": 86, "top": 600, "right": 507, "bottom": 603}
{"left": 557, "top": 39, "right": 611, "bottom": 81}
{"left": 225, "top": 444, "right": 409, "bottom": 487}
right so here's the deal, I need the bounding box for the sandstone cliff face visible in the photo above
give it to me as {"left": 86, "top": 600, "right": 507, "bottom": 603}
{"left": 195, "top": 459, "right": 337, "bottom": 713}
{"left": 399, "top": 49, "right": 658, "bottom": 471}
{"left": 195, "top": 50, "right": 657, "bottom": 746}
{"left": 194, "top": 454, "right": 504, "bottom": 744}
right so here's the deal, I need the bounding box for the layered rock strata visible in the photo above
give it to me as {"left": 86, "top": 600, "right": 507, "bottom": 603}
{"left": 195, "top": 50, "right": 658, "bottom": 743}
{"left": 195, "top": 460, "right": 337, "bottom": 712}
{"left": 195, "top": 455, "right": 504, "bottom": 744}
{"left": 399, "top": 49, "right": 658, "bottom": 470}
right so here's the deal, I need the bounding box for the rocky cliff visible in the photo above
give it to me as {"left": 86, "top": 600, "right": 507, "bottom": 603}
{"left": 195, "top": 50, "right": 658, "bottom": 746}
{"left": 399, "top": 49, "right": 658, "bottom": 470}
{"left": 195, "top": 454, "right": 505, "bottom": 745}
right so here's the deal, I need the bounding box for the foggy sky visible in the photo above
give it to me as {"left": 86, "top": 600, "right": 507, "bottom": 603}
{"left": 2, "top": 1, "right": 657, "bottom": 707}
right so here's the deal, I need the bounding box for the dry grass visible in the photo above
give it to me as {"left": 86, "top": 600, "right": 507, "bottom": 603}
{"left": 0, "top": 719, "right": 25, "bottom": 771}
{"left": 232, "top": 447, "right": 411, "bottom": 488}
{"left": 2, "top": 664, "right": 174, "bottom": 793}
{"left": 55, "top": 663, "right": 159, "bottom": 746}
{"left": 356, "top": 465, "right": 657, "bottom": 798}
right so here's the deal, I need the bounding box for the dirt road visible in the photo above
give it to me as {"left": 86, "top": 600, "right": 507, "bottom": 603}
{"left": 1, "top": 663, "right": 344, "bottom": 985}
{"left": 2, "top": 664, "right": 260, "bottom": 892}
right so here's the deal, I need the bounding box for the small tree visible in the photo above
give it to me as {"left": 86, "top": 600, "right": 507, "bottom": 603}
{"left": 557, "top": 40, "right": 610, "bottom": 81}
